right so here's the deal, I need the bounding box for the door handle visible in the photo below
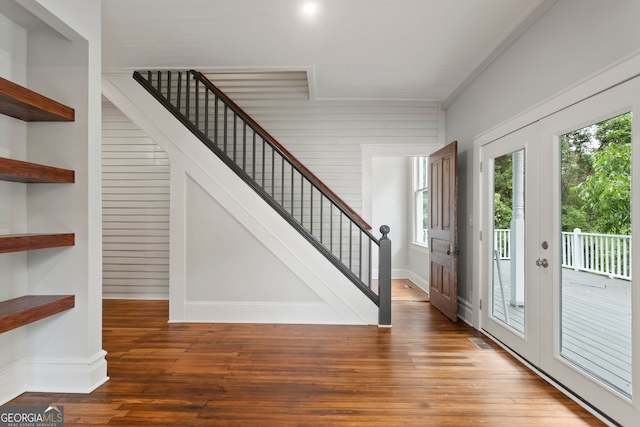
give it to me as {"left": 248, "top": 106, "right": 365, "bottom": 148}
{"left": 536, "top": 258, "right": 549, "bottom": 268}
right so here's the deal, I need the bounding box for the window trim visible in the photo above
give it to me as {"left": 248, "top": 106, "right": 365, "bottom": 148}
{"left": 413, "top": 156, "right": 429, "bottom": 247}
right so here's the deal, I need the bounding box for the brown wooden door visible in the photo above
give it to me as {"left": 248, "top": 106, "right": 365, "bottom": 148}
{"left": 429, "top": 141, "right": 458, "bottom": 322}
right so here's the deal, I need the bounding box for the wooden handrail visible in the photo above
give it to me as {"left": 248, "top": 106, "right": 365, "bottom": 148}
{"left": 195, "top": 72, "right": 371, "bottom": 230}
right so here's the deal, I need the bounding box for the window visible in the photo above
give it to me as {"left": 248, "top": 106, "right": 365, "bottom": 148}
{"left": 414, "top": 157, "right": 428, "bottom": 245}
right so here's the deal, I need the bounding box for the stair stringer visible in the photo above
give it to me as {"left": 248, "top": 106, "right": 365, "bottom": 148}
{"left": 102, "top": 73, "right": 378, "bottom": 325}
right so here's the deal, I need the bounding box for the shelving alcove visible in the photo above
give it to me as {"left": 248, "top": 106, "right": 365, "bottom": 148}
{"left": 0, "top": 76, "right": 76, "bottom": 334}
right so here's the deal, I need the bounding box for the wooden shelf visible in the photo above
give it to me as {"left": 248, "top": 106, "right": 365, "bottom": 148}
{"left": 0, "top": 157, "right": 74, "bottom": 183}
{"left": 0, "top": 77, "right": 74, "bottom": 122}
{"left": 0, "top": 233, "right": 75, "bottom": 254}
{"left": 0, "top": 295, "right": 75, "bottom": 334}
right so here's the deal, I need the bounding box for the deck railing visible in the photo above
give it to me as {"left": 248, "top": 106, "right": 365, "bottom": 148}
{"left": 495, "top": 228, "right": 631, "bottom": 280}
{"left": 133, "top": 70, "right": 391, "bottom": 324}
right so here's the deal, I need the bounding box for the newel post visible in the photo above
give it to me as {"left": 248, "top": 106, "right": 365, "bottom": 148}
{"left": 378, "top": 225, "right": 392, "bottom": 327}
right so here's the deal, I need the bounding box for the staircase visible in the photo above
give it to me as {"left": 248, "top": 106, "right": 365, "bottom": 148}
{"left": 133, "top": 70, "right": 391, "bottom": 325}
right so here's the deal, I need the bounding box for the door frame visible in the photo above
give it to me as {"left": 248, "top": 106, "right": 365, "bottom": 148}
{"left": 473, "top": 50, "right": 640, "bottom": 330}
{"left": 472, "top": 52, "right": 640, "bottom": 426}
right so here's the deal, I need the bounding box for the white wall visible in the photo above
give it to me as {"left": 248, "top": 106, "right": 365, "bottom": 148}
{"left": 102, "top": 98, "right": 170, "bottom": 299}
{"left": 104, "top": 72, "right": 442, "bottom": 304}
{"left": 371, "top": 157, "right": 409, "bottom": 277}
{"left": 0, "top": 0, "right": 105, "bottom": 403}
{"left": 225, "top": 84, "right": 442, "bottom": 287}
{"left": 444, "top": 0, "right": 640, "bottom": 319}
{"left": 208, "top": 74, "right": 440, "bottom": 220}
{"left": 103, "top": 73, "right": 380, "bottom": 325}
{"left": 185, "top": 176, "right": 322, "bottom": 303}
{"left": 0, "top": 10, "right": 29, "bottom": 402}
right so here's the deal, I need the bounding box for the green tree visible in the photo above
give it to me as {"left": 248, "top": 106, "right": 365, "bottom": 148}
{"left": 492, "top": 152, "right": 514, "bottom": 229}
{"left": 560, "top": 112, "right": 631, "bottom": 234}
{"left": 576, "top": 141, "right": 631, "bottom": 234}
{"left": 561, "top": 125, "right": 596, "bottom": 231}
{"left": 594, "top": 113, "right": 632, "bottom": 147}
{"left": 493, "top": 193, "right": 512, "bottom": 229}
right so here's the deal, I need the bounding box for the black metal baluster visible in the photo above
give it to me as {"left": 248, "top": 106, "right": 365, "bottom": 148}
{"left": 233, "top": 113, "right": 237, "bottom": 163}
{"left": 223, "top": 106, "right": 227, "bottom": 155}
{"left": 290, "top": 162, "right": 295, "bottom": 216}
{"left": 368, "top": 239, "right": 373, "bottom": 290}
{"left": 310, "top": 183, "right": 314, "bottom": 236}
{"left": 252, "top": 131, "right": 256, "bottom": 182}
{"left": 280, "top": 156, "right": 284, "bottom": 207}
{"left": 167, "top": 71, "right": 172, "bottom": 103}
{"left": 176, "top": 72, "right": 182, "bottom": 111}
{"left": 349, "top": 221, "right": 353, "bottom": 270}
{"left": 213, "top": 96, "right": 218, "bottom": 146}
{"left": 330, "top": 201, "right": 333, "bottom": 254}
{"left": 319, "top": 193, "right": 324, "bottom": 245}
{"left": 157, "top": 71, "right": 162, "bottom": 95}
{"left": 339, "top": 212, "right": 343, "bottom": 262}
{"left": 185, "top": 72, "right": 190, "bottom": 120}
{"left": 242, "top": 122, "right": 247, "bottom": 172}
{"left": 262, "top": 138, "right": 266, "bottom": 189}
{"left": 204, "top": 89, "right": 209, "bottom": 138}
{"left": 194, "top": 78, "right": 199, "bottom": 129}
{"left": 300, "top": 174, "right": 304, "bottom": 226}
{"left": 358, "top": 230, "right": 363, "bottom": 281}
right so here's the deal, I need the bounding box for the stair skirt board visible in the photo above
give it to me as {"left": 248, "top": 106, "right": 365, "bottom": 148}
{"left": 102, "top": 74, "right": 379, "bottom": 325}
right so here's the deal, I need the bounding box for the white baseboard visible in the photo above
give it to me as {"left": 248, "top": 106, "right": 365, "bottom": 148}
{"left": 405, "top": 271, "right": 429, "bottom": 294}
{"left": 0, "top": 360, "right": 27, "bottom": 405}
{"left": 0, "top": 351, "right": 108, "bottom": 404}
{"left": 182, "top": 301, "right": 374, "bottom": 325}
{"left": 457, "top": 297, "right": 474, "bottom": 326}
{"left": 24, "top": 350, "right": 109, "bottom": 394}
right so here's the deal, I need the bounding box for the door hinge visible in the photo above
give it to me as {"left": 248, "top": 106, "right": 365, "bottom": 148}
{"left": 480, "top": 299, "right": 482, "bottom": 310}
{"left": 479, "top": 161, "right": 482, "bottom": 172}
{"left": 479, "top": 230, "right": 482, "bottom": 241}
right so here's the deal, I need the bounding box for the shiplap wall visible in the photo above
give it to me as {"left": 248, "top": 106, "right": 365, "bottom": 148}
{"left": 204, "top": 72, "right": 440, "bottom": 215}
{"left": 102, "top": 72, "right": 438, "bottom": 298}
{"left": 102, "top": 97, "right": 170, "bottom": 299}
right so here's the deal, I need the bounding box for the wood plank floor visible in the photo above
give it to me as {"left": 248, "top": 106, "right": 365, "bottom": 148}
{"left": 6, "top": 279, "right": 604, "bottom": 426}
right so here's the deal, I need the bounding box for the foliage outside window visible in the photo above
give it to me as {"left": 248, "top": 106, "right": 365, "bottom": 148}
{"left": 414, "top": 157, "right": 429, "bottom": 245}
{"left": 561, "top": 112, "right": 631, "bottom": 235}
{"left": 492, "top": 112, "right": 632, "bottom": 235}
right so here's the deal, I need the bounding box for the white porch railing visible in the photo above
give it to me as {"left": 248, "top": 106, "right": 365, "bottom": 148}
{"left": 494, "top": 228, "right": 632, "bottom": 280}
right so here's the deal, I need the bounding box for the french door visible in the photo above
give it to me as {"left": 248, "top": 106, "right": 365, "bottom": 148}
{"left": 480, "top": 77, "right": 640, "bottom": 426}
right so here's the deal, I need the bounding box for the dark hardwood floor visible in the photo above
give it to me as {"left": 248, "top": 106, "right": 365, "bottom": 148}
{"left": 7, "top": 280, "right": 603, "bottom": 426}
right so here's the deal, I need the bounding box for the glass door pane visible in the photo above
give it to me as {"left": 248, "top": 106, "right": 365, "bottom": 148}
{"left": 559, "top": 112, "right": 632, "bottom": 397}
{"left": 491, "top": 149, "right": 526, "bottom": 334}
{"left": 481, "top": 122, "right": 539, "bottom": 362}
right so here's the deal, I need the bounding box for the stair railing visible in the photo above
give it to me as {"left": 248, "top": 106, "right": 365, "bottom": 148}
{"left": 133, "top": 70, "right": 391, "bottom": 325}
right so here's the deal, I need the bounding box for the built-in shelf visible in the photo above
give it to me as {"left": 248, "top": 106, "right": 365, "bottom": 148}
{"left": 0, "top": 77, "right": 77, "bottom": 335}
{"left": 0, "top": 295, "right": 75, "bottom": 334}
{"left": 0, "top": 157, "right": 74, "bottom": 183}
{"left": 0, "top": 233, "right": 75, "bottom": 254}
{"left": 0, "top": 76, "right": 74, "bottom": 122}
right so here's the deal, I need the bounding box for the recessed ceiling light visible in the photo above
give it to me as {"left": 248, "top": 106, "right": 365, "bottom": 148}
{"left": 303, "top": 2, "right": 317, "bottom": 15}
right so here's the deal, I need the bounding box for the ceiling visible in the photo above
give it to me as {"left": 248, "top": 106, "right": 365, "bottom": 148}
{"left": 98, "top": 0, "right": 549, "bottom": 103}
